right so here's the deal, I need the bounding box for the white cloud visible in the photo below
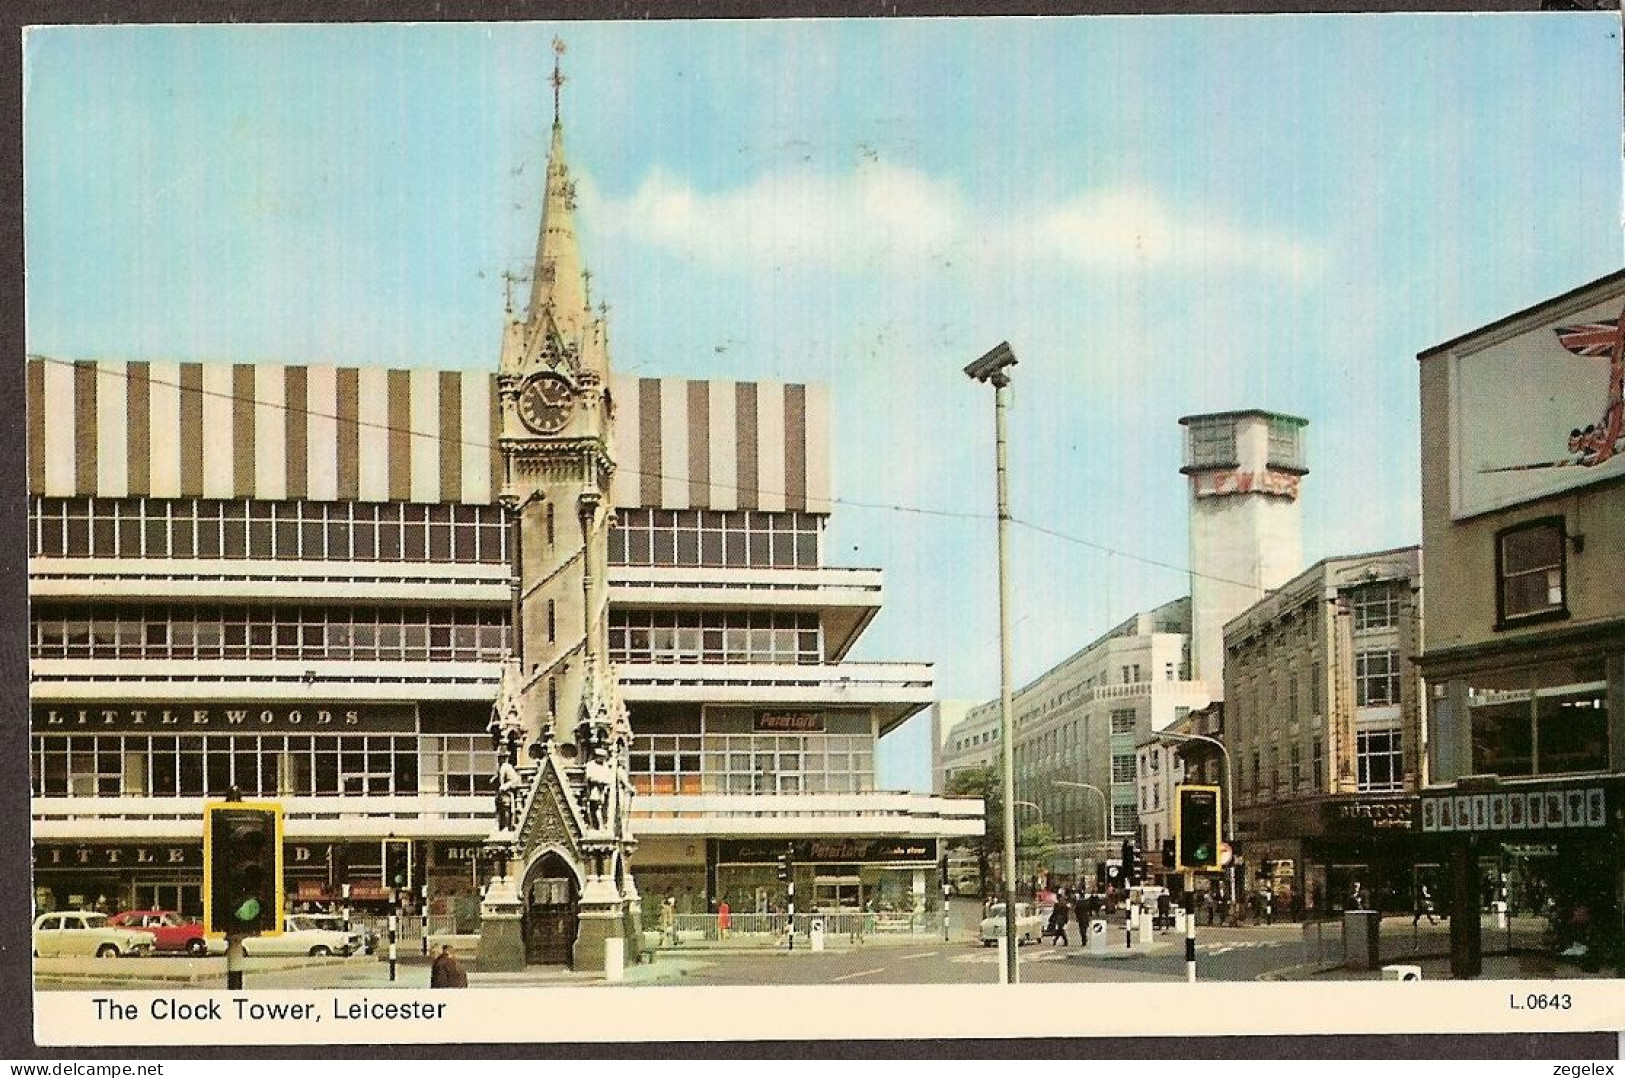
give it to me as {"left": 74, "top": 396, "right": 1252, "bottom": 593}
{"left": 1005, "top": 188, "right": 1323, "bottom": 278}
{"left": 585, "top": 164, "right": 1322, "bottom": 280}
{"left": 583, "top": 162, "right": 962, "bottom": 272}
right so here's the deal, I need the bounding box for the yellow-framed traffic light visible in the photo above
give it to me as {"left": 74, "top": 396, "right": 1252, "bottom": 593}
{"left": 203, "top": 801, "right": 284, "bottom": 937}
{"left": 1175, "top": 784, "right": 1222, "bottom": 872}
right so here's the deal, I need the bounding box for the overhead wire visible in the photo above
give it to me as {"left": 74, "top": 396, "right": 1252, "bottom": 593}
{"left": 30, "top": 354, "right": 1278, "bottom": 594}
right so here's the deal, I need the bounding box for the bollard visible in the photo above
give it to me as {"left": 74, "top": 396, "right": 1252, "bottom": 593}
{"left": 1495, "top": 900, "right": 1508, "bottom": 931}
{"left": 810, "top": 917, "right": 825, "bottom": 953}
{"left": 1088, "top": 918, "right": 1107, "bottom": 955}
{"left": 604, "top": 936, "right": 625, "bottom": 983}
{"left": 1381, "top": 964, "right": 1422, "bottom": 981}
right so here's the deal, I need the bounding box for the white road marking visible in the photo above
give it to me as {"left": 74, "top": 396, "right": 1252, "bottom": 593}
{"left": 832, "top": 966, "right": 888, "bottom": 982}
{"left": 895, "top": 951, "right": 941, "bottom": 961}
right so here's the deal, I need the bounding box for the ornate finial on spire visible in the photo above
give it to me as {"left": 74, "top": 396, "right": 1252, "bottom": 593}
{"left": 582, "top": 268, "right": 592, "bottom": 308}
{"left": 551, "top": 36, "right": 567, "bottom": 125}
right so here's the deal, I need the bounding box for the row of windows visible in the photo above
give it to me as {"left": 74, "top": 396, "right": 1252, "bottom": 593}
{"left": 609, "top": 508, "right": 822, "bottom": 569}
{"left": 30, "top": 497, "right": 511, "bottom": 564}
{"left": 629, "top": 732, "right": 875, "bottom": 795}
{"left": 30, "top": 733, "right": 497, "bottom": 798}
{"left": 608, "top": 610, "right": 822, "bottom": 665}
{"left": 1354, "top": 649, "right": 1403, "bottom": 708}
{"left": 31, "top": 605, "right": 512, "bottom": 663}
{"left": 1351, "top": 584, "right": 1404, "bottom": 632}
{"left": 1356, "top": 729, "right": 1404, "bottom": 793}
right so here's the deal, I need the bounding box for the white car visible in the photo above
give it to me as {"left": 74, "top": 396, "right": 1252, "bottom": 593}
{"left": 34, "top": 911, "right": 156, "bottom": 958}
{"left": 205, "top": 914, "right": 355, "bottom": 957}
{"left": 979, "top": 902, "right": 1050, "bottom": 946}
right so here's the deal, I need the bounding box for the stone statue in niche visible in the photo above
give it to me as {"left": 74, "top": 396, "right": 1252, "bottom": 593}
{"left": 583, "top": 745, "right": 613, "bottom": 831}
{"left": 496, "top": 757, "right": 524, "bottom": 834}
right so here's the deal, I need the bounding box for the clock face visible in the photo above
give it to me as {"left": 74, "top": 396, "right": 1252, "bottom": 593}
{"left": 517, "top": 373, "right": 576, "bottom": 435}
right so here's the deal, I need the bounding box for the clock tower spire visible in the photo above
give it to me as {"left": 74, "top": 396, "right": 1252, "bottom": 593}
{"left": 481, "top": 39, "right": 637, "bottom": 973}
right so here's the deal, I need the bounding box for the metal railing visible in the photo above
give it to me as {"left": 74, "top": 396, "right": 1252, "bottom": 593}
{"left": 651, "top": 910, "right": 937, "bottom": 944}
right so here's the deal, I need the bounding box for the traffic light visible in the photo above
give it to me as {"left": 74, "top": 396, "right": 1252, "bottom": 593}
{"left": 1121, "top": 839, "right": 1140, "bottom": 885}
{"left": 1161, "top": 838, "right": 1176, "bottom": 869}
{"left": 1176, "top": 784, "right": 1222, "bottom": 871}
{"left": 776, "top": 843, "right": 793, "bottom": 883}
{"left": 383, "top": 840, "right": 412, "bottom": 892}
{"left": 204, "top": 801, "right": 283, "bottom": 937}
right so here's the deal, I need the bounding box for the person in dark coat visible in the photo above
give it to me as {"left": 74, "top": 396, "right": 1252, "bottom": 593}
{"left": 430, "top": 944, "right": 468, "bottom": 988}
{"left": 1047, "top": 891, "right": 1071, "bottom": 946}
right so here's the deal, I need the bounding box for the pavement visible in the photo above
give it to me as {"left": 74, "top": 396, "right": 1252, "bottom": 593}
{"left": 35, "top": 911, "right": 1598, "bottom": 989}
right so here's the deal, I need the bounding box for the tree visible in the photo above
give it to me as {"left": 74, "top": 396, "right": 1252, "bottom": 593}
{"left": 1018, "top": 822, "right": 1059, "bottom": 885}
{"left": 946, "top": 765, "right": 1001, "bottom": 895}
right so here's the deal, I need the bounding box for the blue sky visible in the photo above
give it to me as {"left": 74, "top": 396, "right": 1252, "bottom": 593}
{"left": 25, "top": 18, "right": 1625, "bottom": 791}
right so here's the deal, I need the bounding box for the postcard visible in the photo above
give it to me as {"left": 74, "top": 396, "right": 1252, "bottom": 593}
{"left": 20, "top": 13, "right": 1625, "bottom": 1048}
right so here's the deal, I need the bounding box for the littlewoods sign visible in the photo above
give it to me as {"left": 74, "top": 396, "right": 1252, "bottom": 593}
{"left": 32, "top": 704, "right": 415, "bottom": 734}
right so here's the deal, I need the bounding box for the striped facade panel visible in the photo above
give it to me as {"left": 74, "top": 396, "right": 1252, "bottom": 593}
{"left": 27, "top": 359, "right": 46, "bottom": 494}
{"left": 803, "top": 383, "right": 833, "bottom": 513}
{"left": 334, "top": 367, "right": 359, "bottom": 500}
{"left": 707, "top": 380, "right": 738, "bottom": 512}
{"left": 608, "top": 375, "right": 639, "bottom": 509}
{"left": 253, "top": 365, "right": 287, "bottom": 501}
{"left": 26, "top": 360, "right": 828, "bottom": 513}
{"left": 232, "top": 365, "right": 257, "bottom": 497}
{"left": 356, "top": 367, "right": 390, "bottom": 502}
{"left": 126, "top": 363, "right": 150, "bottom": 496}
{"left": 200, "top": 364, "right": 235, "bottom": 498}
{"left": 461, "top": 372, "right": 493, "bottom": 505}
{"left": 94, "top": 361, "right": 128, "bottom": 497}
{"left": 149, "top": 363, "right": 181, "bottom": 498}
{"left": 304, "top": 365, "right": 339, "bottom": 502}
{"left": 658, "top": 376, "right": 689, "bottom": 509}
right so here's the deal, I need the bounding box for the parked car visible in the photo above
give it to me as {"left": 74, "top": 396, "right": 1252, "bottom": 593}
{"left": 204, "top": 914, "right": 355, "bottom": 957}
{"left": 299, "top": 913, "right": 372, "bottom": 955}
{"left": 109, "top": 910, "right": 208, "bottom": 956}
{"left": 33, "top": 911, "right": 156, "bottom": 958}
{"left": 979, "top": 902, "right": 1049, "bottom": 946}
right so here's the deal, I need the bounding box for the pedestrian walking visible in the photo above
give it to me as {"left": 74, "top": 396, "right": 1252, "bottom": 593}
{"left": 429, "top": 944, "right": 468, "bottom": 988}
{"left": 1412, "top": 884, "right": 1438, "bottom": 926}
{"left": 659, "top": 893, "right": 677, "bottom": 945}
{"left": 1348, "top": 880, "right": 1368, "bottom": 911}
{"left": 1203, "top": 889, "right": 1216, "bottom": 926}
{"left": 717, "top": 898, "right": 731, "bottom": 940}
{"left": 1046, "top": 893, "right": 1071, "bottom": 946}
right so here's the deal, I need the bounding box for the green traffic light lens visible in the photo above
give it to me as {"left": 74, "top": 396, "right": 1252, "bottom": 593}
{"left": 234, "top": 897, "right": 262, "bottom": 922}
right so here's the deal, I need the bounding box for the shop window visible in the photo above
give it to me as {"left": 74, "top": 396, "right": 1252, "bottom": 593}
{"left": 1496, "top": 518, "right": 1567, "bottom": 628}
{"left": 1468, "top": 665, "right": 1608, "bottom": 778}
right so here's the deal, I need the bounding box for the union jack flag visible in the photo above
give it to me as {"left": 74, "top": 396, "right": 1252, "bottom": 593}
{"left": 1554, "top": 317, "right": 1624, "bottom": 356}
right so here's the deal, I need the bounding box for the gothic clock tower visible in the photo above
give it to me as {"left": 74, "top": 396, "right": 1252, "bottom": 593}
{"left": 478, "top": 39, "right": 639, "bottom": 972}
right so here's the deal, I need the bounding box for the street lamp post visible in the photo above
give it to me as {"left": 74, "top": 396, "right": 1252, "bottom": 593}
{"left": 1158, "top": 730, "right": 1237, "bottom": 907}
{"left": 1055, "top": 781, "right": 1110, "bottom": 879}
{"left": 966, "top": 341, "right": 1019, "bottom": 986}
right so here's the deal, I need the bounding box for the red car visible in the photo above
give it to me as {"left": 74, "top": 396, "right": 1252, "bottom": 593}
{"left": 109, "top": 910, "right": 208, "bottom": 955}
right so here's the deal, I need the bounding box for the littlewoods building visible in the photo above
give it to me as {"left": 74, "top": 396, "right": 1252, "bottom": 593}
{"left": 25, "top": 360, "right": 978, "bottom": 922}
